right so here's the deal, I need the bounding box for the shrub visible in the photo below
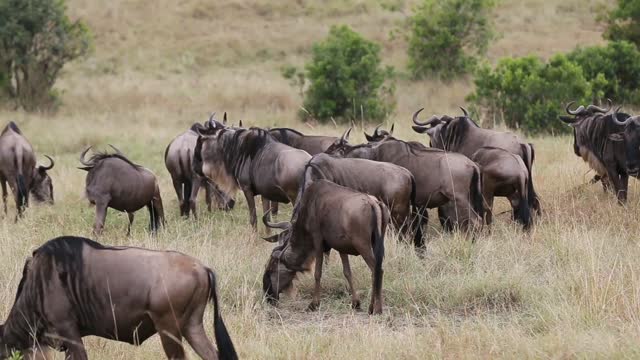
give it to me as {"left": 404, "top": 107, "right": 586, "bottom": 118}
{"left": 407, "top": 0, "right": 495, "bottom": 80}
{"left": 299, "top": 25, "right": 395, "bottom": 123}
{"left": 567, "top": 41, "right": 640, "bottom": 105}
{"left": 468, "top": 55, "right": 597, "bottom": 135}
{"left": 0, "top": 0, "right": 92, "bottom": 111}
{"left": 602, "top": 0, "right": 640, "bottom": 46}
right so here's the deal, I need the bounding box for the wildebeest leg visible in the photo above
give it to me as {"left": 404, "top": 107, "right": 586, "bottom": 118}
{"left": 243, "top": 188, "right": 258, "bottom": 231}
{"left": 340, "top": 253, "right": 361, "bottom": 310}
{"left": 262, "top": 196, "right": 272, "bottom": 223}
{"left": 307, "top": 248, "right": 324, "bottom": 311}
{"left": 189, "top": 177, "right": 202, "bottom": 220}
{"left": 204, "top": 181, "right": 213, "bottom": 212}
{"left": 484, "top": 195, "right": 495, "bottom": 226}
{"left": 184, "top": 323, "right": 217, "bottom": 360}
{"left": 154, "top": 316, "right": 185, "bottom": 360}
{"left": 172, "top": 179, "right": 185, "bottom": 217}
{"left": 606, "top": 167, "right": 627, "bottom": 204}
{"left": 93, "top": 201, "right": 109, "bottom": 236}
{"left": 58, "top": 326, "right": 88, "bottom": 360}
{"left": 0, "top": 177, "right": 7, "bottom": 215}
{"left": 618, "top": 174, "right": 629, "bottom": 204}
{"left": 126, "top": 212, "right": 134, "bottom": 236}
{"left": 360, "top": 249, "right": 381, "bottom": 315}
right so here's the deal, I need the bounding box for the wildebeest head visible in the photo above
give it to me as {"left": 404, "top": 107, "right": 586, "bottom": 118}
{"left": 323, "top": 127, "right": 352, "bottom": 156}
{"left": 364, "top": 124, "right": 394, "bottom": 142}
{"left": 30, "top": 155, "right": 54, "bottom": 204}
{"left": 411, "top": 107, "right": 470, "bottom": 148}
{"left": 608, "top": 108, "right": 640, "bottom": 176}
{"left": 261, "top": 211, "right": 297, "bottom": 303}
{"left": 559, "top": 100, "right": 614, "bottom": 158}
{"left": 192, "top": 119, "right": 238, "bottom": 208}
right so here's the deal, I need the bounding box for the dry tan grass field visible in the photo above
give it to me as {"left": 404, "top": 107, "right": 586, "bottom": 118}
{"left": 3, "top": 0, "right": 640, "bottom": 358}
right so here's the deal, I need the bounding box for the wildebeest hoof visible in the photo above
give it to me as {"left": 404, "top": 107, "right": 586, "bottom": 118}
{"left": 368, "top": 303, "right": 382, "bottom": 315}
{"left": 351, "top": 300, "right": 361, "bottom": 310}
{"left": 307, "top": 301, "right": 320, "bottom": 312}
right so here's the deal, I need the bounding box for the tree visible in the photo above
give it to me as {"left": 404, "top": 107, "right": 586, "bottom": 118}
{"left": 297, "top": 25, "right": 395, "bottom": 123}
{"left": 602, "top": 0, "right": 640, "bottom": 46}
{"left": 407, "top": 0, "right": 495, "bottom": 80}
{"left": 0, "top": 0, "right": 92, "bottom": 111}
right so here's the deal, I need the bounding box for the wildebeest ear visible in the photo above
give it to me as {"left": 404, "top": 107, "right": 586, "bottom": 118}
{"left": 558, "top": 115, "right": 575, "bottom": 124}
{"left": 263, "top": 234, "right": 280, "bottom": 243}
{"left": 608, "top": 133, "right": 624, "bottom": 142}
{"left": 412, "top": 125, "right": 428, "bottom": 134}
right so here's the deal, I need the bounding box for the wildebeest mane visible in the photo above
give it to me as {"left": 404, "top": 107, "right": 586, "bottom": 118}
{"left": 84, "top": 152, "right": 143, "bottom": 170}
{"left": 2, "top": 121, "right": 22, "bottom": 136}
{"left": 438, "top": 117, "right": 477, "bottom": 151}
{"left": 269, "top": 128, "right": 304, "bottom": 147}
{"left": 221, "top": 127, "right": 275, "bottom": 179}
{"left": 576, "top": 113, "right": 629, "bottom": 164}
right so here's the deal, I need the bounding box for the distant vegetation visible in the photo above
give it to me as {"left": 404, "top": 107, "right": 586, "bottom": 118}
{"left": 407, "top": 0, "right": 496, "bottom": 81}
{"left": 602, "top": 0, "right": 640, "bottom": 46}
{"left": 0, "top": 0, "right": 91, "bottom": 112}
{"left": 285, "top": 25, "right": 395, "bottom": 124}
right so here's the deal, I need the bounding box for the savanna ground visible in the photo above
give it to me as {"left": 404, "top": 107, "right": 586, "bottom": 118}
{"left": 2, "top": 0, "right": 639, "bottom": 358}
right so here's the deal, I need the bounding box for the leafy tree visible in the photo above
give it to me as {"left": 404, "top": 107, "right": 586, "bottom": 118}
{"left": 297, "top": 25, "right": 395, "bottom": 123}
{"left": 407, "top": 0, "right": 495, "bottom": 80}
{"left": 0, "top": 0, "right": 92, "bottom": 111}
{"left": 602, "top": 0, "right": 640, "bottom": 46}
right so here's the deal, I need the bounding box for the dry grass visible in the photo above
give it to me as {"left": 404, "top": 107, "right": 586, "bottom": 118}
{"left": 3, "top": 0, "right": 637, "bottom": 359}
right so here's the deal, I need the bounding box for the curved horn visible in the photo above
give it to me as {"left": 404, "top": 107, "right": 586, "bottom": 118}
{"left": 262, "top": 209, "right": 290, "bottom": 230}
{"left": 389, "top": 123, "right": 394, "bottom": 135}
{"left": 373, "top": 124, "right": 381, "bottom": 136}
{"left": 587, "top": 99, "right": 612, "bottom": 114}
{"left": 108, "top": 144, "right": 123, "bottom": 155}
{"left": 40, "top": 155, "right": 54, "bottom": 170}
{"left": 412, "top": 108, "right": 440, "bottom": 126}
{"left": 79, "top": 146, "right": 92, "bottom": 166}
{"left": 208, "top": 112, "right": 216, "bottom": 122}
{"left": 566, "top": 101, "right": 585, "bottom": 116}
{"left": 460, "top": 106, "right": 469, "bottom": 117}
{"left": 341, "top": 127, "right": 352, "bottom": 143}
{"left": 612, "top": 106, "right": 635, "bottom": 126}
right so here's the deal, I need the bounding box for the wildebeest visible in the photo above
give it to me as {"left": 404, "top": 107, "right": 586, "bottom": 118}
{"left": 165, "top": 123, "right": 234, "bottom": 218}
{"left": 0, "top": 236, "right": 237, "bottom": 360}
{"left": 262, "top": 179, "right": 389, "bottom": 314}
{"left": 268, "top": 127, "right": 338, "bottom": 155}
{"left": 0, "top": 122, "right": 55, "bottom": 219}
{"left": 363, "top": 124, "right": 394, "bottom": 142}
{"left": 559, "top": 101, "right": 634, "bottom": 203}
{"left": 303, "top": 153, "right": 421, "bottom": 242}
{"left": 325, "top": 132, "right": 484, "bottom": 245}
{"left": 609, "top": 108, "right": 640, "bottom": 177}
{"left": 411, "top": 107, "right": 541, "bottom": 213}
{"left": 79, "top": 146, "right": 165, "bottom": 235}
{"left": 470, "top": 147, "right": 533, "bottom": 229}
{"left": 193, "top": 121, "right": 311, "bottom": 231}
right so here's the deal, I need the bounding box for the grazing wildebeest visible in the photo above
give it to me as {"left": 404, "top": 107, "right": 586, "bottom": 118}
{"left": 268, "top": 128, "right": 338, "bottom": 155}
{"left": 262, "top": 179, "right": 389, "bottom": 314}
{"left": 411, "top": 107, "right": 541, "bottom": 213}
{"left": 363, "top": 124, "right": 394, "bottom": 142}
{"left": 303, "top": 153, "right": 421, "bottom": 242}
{"left": 325, "top": 131, "right": 484, "bottom": 246}
{"left": 193, "top": 121, "right": 311, "bottom": 231}
{"left": 0, "top": 236, "right": 237, "bottom": 360}
{"left": 0, "top": 122, "right": 55, "bottom": 219}
{"left": 559, "top": 100, "right": 634, "bottom": 203}
{"left": 79, "top": 146, "right": 165, "bottom": 235}
{"left": 470, "top": 147, "right": 533, "bottom": 230}
{"left": 165, "top": 123, "right": 234, "bottom": 218}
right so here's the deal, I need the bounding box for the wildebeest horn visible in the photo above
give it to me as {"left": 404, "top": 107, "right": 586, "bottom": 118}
{"left": 108, "top": 144, "right": 123, "bottom": 155}
{"left": 208, "top": 112, "right": 216, "bottom": 122}
{"left": 40, "top": 155, "right": 54, "bottom": 170}
{"left": 262, "top": 209, "right": 290, "bottom": 230}
{"left": 460, "top": 107, "right": 469, "bottom": 117}
{"left": 79, "top": 146, "right": 92, "bottom": 166}
{"left": 612, "top": 106, "right": 636, "bottom": 126}
{"left": 586, "top": 99, "right": 612, "bottom": 114}
{"left": 373, "top": 124, "right": 381, "bottom": 136}
{"left": 389, "top": 123, "right": 394, "bottom": 134}
{"left": 341, "top": 127, "right": 352, "bottom": 143}
{"left": 565, "top": 101, "right": 585, "bottom": 116}
{"left": 223, "top": 112, "right": 227, "bottom": 125}
{"left": 412, "top": 108, "right": 440, "bottom": 126}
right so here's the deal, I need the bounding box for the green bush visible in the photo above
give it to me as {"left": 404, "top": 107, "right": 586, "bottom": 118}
{"left": 468, "top": 55, "right": 597, "bottom": 135}
{"left": 602, "top": 0, "right": 640, "bottom": 46}
{"left": 567, "top": 41, "right": 640, "bottom": 105}
{"left": 298, "top": 25, "right": 394, "bottom": 123}
{"left": 407, "top": 0, "right": 495, "bottom": 80}
{"left": 0, "top": 0, "right": 92, "bottom": 111}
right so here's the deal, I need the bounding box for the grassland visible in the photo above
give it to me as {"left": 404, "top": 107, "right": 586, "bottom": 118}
{"left": 3, "top": 0, "right": 639, "bottom": 358}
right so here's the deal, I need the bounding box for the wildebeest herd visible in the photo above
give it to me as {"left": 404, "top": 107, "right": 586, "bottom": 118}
{"left": 0, "top": 100, "right": 637, "bottom": 359}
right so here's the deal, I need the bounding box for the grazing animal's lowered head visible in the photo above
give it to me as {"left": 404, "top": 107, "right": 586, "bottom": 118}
{"left": 323, "top": 127, "right": 353, "bottom": 156}
{"left": 30, "top": 155, "right": 55, "bottom": 204}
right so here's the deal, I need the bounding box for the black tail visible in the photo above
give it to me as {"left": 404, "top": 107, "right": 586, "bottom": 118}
{"left": 16, "top": 173, "right": 27, "bottom": 214}
{"left": 521, "top": 143, "right": 540, "bottom": 214}
{"left": 182, "top": 180, "right": 193, "bottom": 216}
{"left": 514, "top": 176, "right": 533, "bottom": 230}
{"left": 370, "top": 204, "right": 384, "bottom": 301}
{"left": 207, "top": 269, "right": 238, "bottom": 360}
{"left": 469, "top": 167, "right": 484, "bottom": 221}
{"left": 409, "top": 176, "right": 424, "bottom": 248}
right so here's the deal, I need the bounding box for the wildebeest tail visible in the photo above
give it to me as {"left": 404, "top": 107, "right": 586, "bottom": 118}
{"left": 409, "top": 175, "right": 424, "bottom": 247}
{"left": 514, "top": 175, "right": 533, "bottom": 230}
{"left": 469, "top": 166, "right": 484, "bottom": 220}
{"left": 206, "top": 268, "right": 238, "bottom": 360}
{"left": 521, "top": 143, "right": 540, "bottom": 213}
{"left": 370, "top": 203, "right": 385, "bottom": 298}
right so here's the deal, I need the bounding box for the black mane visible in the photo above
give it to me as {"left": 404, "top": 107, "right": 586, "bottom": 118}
{"left": 84, "top": 151, "right": 142, "bottom": 170}
{"left": 438, "top": 117, "right": 477, "bottom": 151}
{"left": 575, "top": 112, "right": 629, "bottom": 163}
{"left": 222, "top": 127, "right": 277, "bottom": 178}
{"left": 269, "top": 128, "right": 304, "bottom": 146}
